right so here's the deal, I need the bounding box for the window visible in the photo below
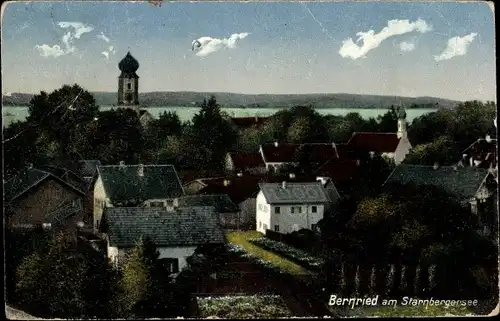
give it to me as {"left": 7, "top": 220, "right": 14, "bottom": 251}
{"left": 291, "top": 207, "right": 295, "bottom": 214}
{"left": 160, "top": 258, "right": 179, "bottom": 274}
{"left": 274, "top": 206, "right": 281, "bottom": 214}
{"left": 311, "top": 224, "right": 317, "bottom": 231}
{"left": 150, "top": 201, "right": 164, "bottom": 207}
{"left": 311, "top": 206, "right": 317, "bottom": 213}
{"left": 291, "top": 206, "right": 302, "bottom": 214}
{"left": 274, "top": 225, "right": 280, "bottom": 232}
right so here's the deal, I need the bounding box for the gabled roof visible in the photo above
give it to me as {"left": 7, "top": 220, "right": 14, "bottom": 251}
{"left": 37, "top": 164, "right": 89, "bottom": 191}
{"left": 348, "top": 132, "right": 401, "bottom": 153}
{"left": 314, "top": 158, "right": 361, "bottom": 184}
{"left": 98, "top": 164, "right": 184, "bottom": 205}
{"left": 139, "top": 109, "right": 153, "bottom": 118}
{"left": 4, "top": 167, "right": 85, "bottom": 203}
{"left": 228, "top": 151, "right": 265, "bottom": 169}
{"left": 258, "top": 182, "right": 331, "bottom": 205}
{"left": 231, "top": 116, "right": 269, "bottom": 128}
{"left": 260, "top": 143, "right": 341, "bottom": 164}
{"left": 383, "top": 164, "right": 491, "bottom": 199}
{"left": 102, "top": 206, "right": 226, "bottom": 248}
{"left": 177, "top": 194, "right": 240, "bottom": 213}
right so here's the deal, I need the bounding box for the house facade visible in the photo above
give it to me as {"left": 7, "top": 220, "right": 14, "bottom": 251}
{"left": 100, "top": 206, "right": 226, "bottom": 274}
{"left": 4, "top": 167, "right": 86, "bottom": 234}
{"left": 93, "top": 163, "right": 184, "bottom": 233}
{"left": 256, "top": 182, "right": 331, "bottom": 234}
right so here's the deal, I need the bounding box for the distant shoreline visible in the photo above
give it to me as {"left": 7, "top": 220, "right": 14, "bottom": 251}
{"left": 2, "top": 105, "right": 441, "bottom": 110}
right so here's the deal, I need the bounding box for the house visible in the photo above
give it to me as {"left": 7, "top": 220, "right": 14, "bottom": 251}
{"left": 139, "top": 109, "right": 155, "bottom": 127}
{"left": 190, "top": 173, "right": 320, "bottom": 230}
{"left": 99, "top": 206, "right": 226, "bottom": 273}
{"left": 225, "top": 151, "right": 266, "bottom": 174}
{"left": 259, "top": 142, "right": 346, "bottom": 172}
{"left": 177, "top": 194, "right": 242, "bottom": 229}
{"left": 347, "top": 107, "right": 412, "bottom": 165}
{"left": 384, "top": 164, "right": 498, "bottom": 238}
{"left": 93, "top": 163, "right": 184, "bottom": 233}
{"left": 459, "top": 136, "right": 497, "bottom": 170}
{"left": 231, "top": 116, "right": 269, "bottom": 130}
{"left": 256, "top": 181, "right": 331, "bottom": 234}
{"left": 4, "top": 166, "right": 87, "bottom": 234}
{"left": 314, "top": 158, "right": 361, "bottom": 187}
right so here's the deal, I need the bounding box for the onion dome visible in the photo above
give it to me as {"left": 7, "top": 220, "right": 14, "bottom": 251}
{"left": 118, "top": 51, "right": 139, "bottom": 73}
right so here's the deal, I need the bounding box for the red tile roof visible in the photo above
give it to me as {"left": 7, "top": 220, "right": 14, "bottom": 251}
{"left": 347, "top": 132, "right": 401, "bottom": 153}
{"left": 231, "top": 116, "right": 269, "bottom": 128}
{"left": 314, "top": 159, "right": 361, "bottom": 185}
{"left": 228, "top": 151, "right": 265, "bottom": 169}
{"left": 260, "top": 143, "right": 346, "bottom": 164}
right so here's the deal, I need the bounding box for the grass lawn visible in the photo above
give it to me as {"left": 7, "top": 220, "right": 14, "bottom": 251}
{"left": 226, "top": 231, "right": 313, "bottom": 276}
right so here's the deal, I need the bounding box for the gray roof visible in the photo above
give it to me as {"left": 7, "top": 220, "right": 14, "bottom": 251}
{"left": 102, "top": 206, "right": 226, "bottom": 247}
{"left": 384, "top": 165, "right": 490, "bottom": 199}
{"left": 4, "top": 167, "right": 85, "bottom": 203}
{"left": 177, "top": 194, "right": 240, "bottom": 213}
{"left": 98, "top": 164, "right": 184, "bottom": 205}
{"left": 258, "top": 182, "right": 331, "bottom": 204}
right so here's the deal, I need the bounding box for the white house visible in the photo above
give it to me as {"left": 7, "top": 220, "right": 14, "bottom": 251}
{"left": 99, "top": 206, "right": 226, "bottom": 274}
{"left": 256, "top": 181, "right": 331, "bottom": 234}
{"left": 93, "top": 163, "right": 184, "bottom": 233}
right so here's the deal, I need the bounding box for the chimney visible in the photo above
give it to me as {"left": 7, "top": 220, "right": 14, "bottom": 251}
{"left": 282, "top": 181, "right": 287, "bottom": 189}
{"left": 486, "top": 135, "right": 492, "bottom": 143}
{"left": 474, "top": 160, "right": 482, "bottom": 167}
{"left": 237, "top": 172, "right": 243, "bottom": 177}
{"left": 27, "top": 163, "right": 33, "bottom": 169}
{"left": 289, "top": 173, "right": 296, "bottom": 179}
{"left": 469, "top": 156, "right": 474, "bottom": 167}
{"left": 274, "top": 141, "right": 279, "bottom": 147}
{"left": 119, "top": 160, "right": 125, "bottom": 168}
{"left": 255, "top": 116, "right": 258, "bottom": 122}
{"left": 462, "top": 153, "right": 468, "bottom": 160}
{"left": 138, "top": 164, "right": 144, "bottom": 177}
{"left": 223, "top": 179, "right": 231, "bottom": 186}
{"left": 433, "top": 162, "right": 439, "bottom": 170}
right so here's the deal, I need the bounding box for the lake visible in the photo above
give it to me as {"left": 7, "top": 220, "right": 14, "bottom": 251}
{"left": 2, "top": 106, "right": 438, "bottom": 128}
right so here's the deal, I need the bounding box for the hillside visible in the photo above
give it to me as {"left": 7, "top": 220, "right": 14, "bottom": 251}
{"left": 2, "top": 91, "right": 462, "bottom": 109}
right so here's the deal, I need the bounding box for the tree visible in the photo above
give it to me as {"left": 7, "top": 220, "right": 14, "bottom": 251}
{"left": 376, "top": 105, "right": 398, "bottom": 132}
{"left": 188, "top": 96, "right": 238, "bottom": 169}
{"left": 408, "top": 108, "right": 455, "bottom": 146}
{"left": 118, "top": 236, "right": 173, "bottom": 318}
{"left": 403, "top": 135, "right": 461, "bottom": 166}
{"left": 15, "top": 232, "right": 115, "bottom": 318}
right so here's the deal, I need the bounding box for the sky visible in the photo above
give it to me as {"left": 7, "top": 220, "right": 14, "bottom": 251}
{"left": 1, "top": 1, "right": 496, "bottom": 102}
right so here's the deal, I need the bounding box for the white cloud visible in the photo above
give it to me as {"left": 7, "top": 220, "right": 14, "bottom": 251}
{"left": 101, "top": 45, "right": 116, "bottom": 60}
{"left": 339, "top": 18, "right": 432, "bottom": 60}
{"left": 434, "top": 33, "right": 477, "bottom": 61}
{"left": 97, "top": 32, "right": 110, "bottom": 43}
{"left": 35, "top": 21, "right": 93, "bottom": 58}
{"left": 192, "top": 32, "right": 250, "bottom": 57}
{"left": 399, "top": 41, "right": 416, "bottom": 52}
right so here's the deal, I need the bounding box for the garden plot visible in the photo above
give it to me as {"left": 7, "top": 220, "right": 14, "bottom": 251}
{"left": 249, "top": 237, "right": 325, "bottom": 271}
{"left": 196, "top": 295, "right": 294, "bottom": 318}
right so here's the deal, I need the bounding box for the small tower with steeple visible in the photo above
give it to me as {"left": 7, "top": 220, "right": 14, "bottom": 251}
{"left": 396, "top": 105, "right": 407, "bottom": 139}
{"left": 117, "top": 51, "right": 140, "bottom": 112}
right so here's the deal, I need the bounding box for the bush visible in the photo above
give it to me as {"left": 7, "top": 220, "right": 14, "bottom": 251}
{"left": 249, "top": 237, "right": 324, "bottom": 271}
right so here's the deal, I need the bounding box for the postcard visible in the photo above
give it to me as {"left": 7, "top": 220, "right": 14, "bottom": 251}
{"left": 2, "top": 0, "right": 498, "bottom": 319}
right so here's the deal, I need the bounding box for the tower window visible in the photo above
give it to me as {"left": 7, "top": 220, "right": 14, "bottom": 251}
{"left": 127, "top": 83, "right": 131, "bottom": 90}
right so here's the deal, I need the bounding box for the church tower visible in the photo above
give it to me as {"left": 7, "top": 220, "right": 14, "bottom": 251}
{"left": 396, "top": 105, "right": 407, "bottom": 139}
{"left": 117, "top": 51, "right": 140, "bottom": 112}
